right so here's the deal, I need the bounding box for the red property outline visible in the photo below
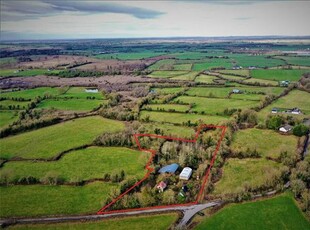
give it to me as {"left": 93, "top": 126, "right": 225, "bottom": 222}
{"left": 97, "top": 124, "right": 227, "bottom": 214}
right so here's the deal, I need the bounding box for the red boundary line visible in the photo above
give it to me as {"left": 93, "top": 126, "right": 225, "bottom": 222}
{"left": 97, "top": 124, "right": 227, "bottom": 214}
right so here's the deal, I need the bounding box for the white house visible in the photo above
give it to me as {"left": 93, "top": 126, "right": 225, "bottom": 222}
{"left": 291, "top": 108, "right": 301, "bottom": 115}
{"left": 179, "top": 167, "right": 192, "bottom": 180}
{"left": 279, "top": 125, "right": 292, "bottom": 133}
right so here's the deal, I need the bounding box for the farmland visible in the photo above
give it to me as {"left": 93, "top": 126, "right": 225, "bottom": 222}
{"left": 251, "top": 69, "right": 309, "bottom": 82}
{"left": 37, "top": 98, "right": 104, "bottom": 111}
{"left": 230, "top": 128, "right": 298, "bottom": 159}
{"left": 0, "top": 110, "right": 18, "bottom": 128}
{"left": 10, "top": 213, "right": 179, "bottom": 230}
{"left": 0, "top": 182, "right": 117, "bottom": 217}
{"left": 0, "top": 87, "right": 60, "bottom": 99}
{"left": 143, "top": 104, "right": 190, "bottom": 112}
{"left": 212, "top": 158, "right": 286, "bottom": 195}
{"left": 195, "top": 193, "right": 310, "bottom": 230}
{"left": 0, "top": 69, "right": 60, "bottom": 77}
{"left": 0, "top": 147, "right": 149, "bottom": 183}
{"left": 0, "top": 116, "right": 124, "bottom": 159}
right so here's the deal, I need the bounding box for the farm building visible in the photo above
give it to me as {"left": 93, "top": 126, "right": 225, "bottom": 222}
{"left": 279, "top": 125, "right": 293, "bottom": 133}
{"left": 179, "top": 167, "right": 192, "bottom": 180}
{"left": 158, "top": 163, "right": 179, "bottom": 174}
{"left": 291, "top": 108, "right": 301, "bottom": 115}
{"left": 279, "top": 80, "right": 290, "bottom": 87}
{"left": 156, "top": 181, "right": 167, "bottom": 192}
{"left": 232, "top": 89, "right": 241, "bottom": 94}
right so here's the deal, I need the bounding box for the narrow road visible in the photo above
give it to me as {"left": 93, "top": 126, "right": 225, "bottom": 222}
{"left": 0, "top": 202, "right": 221, "bottom": 228}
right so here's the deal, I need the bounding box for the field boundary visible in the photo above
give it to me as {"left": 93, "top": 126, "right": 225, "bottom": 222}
{"left": 97, "top": 124, "right": 227, "bottom": 214}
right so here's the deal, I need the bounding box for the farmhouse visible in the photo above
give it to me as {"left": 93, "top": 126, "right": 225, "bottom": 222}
{"left": 156, "top": 181, "right": 167, "bottom": 192}
{"left": 179, "top": 167, "right": 192, "bottom": 180}
{"left": 279, "top": 80, "right": 290, "bottom": 87}
{"left": 279, "top": 125, "right": 293, "bottom": 133}
{"left": 158, "top": 163, "right": 179, "bottom": 174}
{"left": 291, "top": 108, "right": 301, "bottom": 115}
{"left": 232, "top": 89, "right": 241, "bottom": 94}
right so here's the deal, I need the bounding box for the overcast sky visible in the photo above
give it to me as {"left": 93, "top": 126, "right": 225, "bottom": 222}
{"left": 1, "top": 0, "right": 309, "bottom": 40}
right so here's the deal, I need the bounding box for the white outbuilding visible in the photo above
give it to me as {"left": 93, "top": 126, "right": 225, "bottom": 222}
{"left": 179, "top": 167, "right": 192, "bottom": 180}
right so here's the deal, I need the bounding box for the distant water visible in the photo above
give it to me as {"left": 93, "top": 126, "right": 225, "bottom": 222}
{"left": 85, "top": 89, "right": 98, "bottom": 93}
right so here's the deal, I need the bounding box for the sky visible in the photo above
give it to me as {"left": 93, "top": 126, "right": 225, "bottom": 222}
{"left": 1, "top": 0, "right": 310, "bottom": 40}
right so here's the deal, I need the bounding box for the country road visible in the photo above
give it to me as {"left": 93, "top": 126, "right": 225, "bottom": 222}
{"left": 0, "top": 201, "right": 221, "bottom": 228}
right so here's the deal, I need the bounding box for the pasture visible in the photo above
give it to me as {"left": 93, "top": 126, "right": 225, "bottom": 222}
{"left": 95, "top": 51, "right": 165, "bottom": 60}
{"left": 151, "top": 87, "right": 184, "bottom": 95}
{"left": 195, "top": 193, "right": 310, "bottom": 230}
{"left": 0, "top": 182, "right": 117, "bottom": 217}
{"left": 228, "top": 54, "right": 285, "bottom": 67}
{"left": 230, "top": 128, "right": 298, "bottom": 159}
{"left": 174, "top": 96, "right": 260, "bottom": 115}
{"left": 0, "top": 116, "right": 124, "bottom": 159}
{"left": 143, "top": 104, "right": 190, "bottom": 112}
{"left": 0, "top": 69, "right": 60, "bottom": 77}
{"left": 217, "top": 69, "right": 250, "bottom": 77}
{"left": 251, "top": 69, "right": 309, "bottom": 82}
{"left": 243, "top": 78, "right": 278, "bottom": 86}
{"left": 148, "top": 70, "right": 189, "bottom": 78}
{"left": 147, "top": 59, "right": 175, "bottom": 71}
{"left": 37, "top": 99, "right": 104, "bottom": 111}
{"left": 0, "top": 110, "right": 18, "bottom": 128}
{"left": 10, "top": 213, "right": 179, "bottom": 230}
{"left": 57, "top": 87, "right": 104, "bottom": 99}
{"left": 142, "top": 122, "right": 196, "bottom": 138}
{"left": 173, "top": 63, "right": 192, "bottom": 71}
{"left": 0, "top": 87, "right": 60, "bottom": 100}
{"left": 0, "top": 100, "right": 30, "bottom": 110}
{"left": 140, "top": 111, "right": 228, "bottom": 125}
{"left": 0, "top": 147, "right": 148, "bottom": 183}
{"left": 170, "top": 71, "right": 199, "bottom": 81}
{"left": 212, "top": 158, "right": 286, "bottom": 195}
{"left": 192, "top": 60, "right": 232, "bottom": 70}
{"left": 195, "top": 74, "right": 220, "bottom": 84}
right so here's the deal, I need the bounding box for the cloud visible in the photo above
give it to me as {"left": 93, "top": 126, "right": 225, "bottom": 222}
{"left": 234, "top": 17, "right": 252, "bottom": 20}
{"left": 1, "top": 0, "right": 164, "bottom": 21}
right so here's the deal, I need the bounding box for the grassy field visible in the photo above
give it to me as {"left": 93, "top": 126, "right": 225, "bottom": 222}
{"left": 0, "top": 87, "right": 60, "bottom": 99}
{"left": 243, "top": 78, "right": 279, "bottom": 86}
{"left": 229, "top": 54, "right": 286, "bottom": 68}
{"left": 57, "top": 87, "right": 104, "bottom": 99}
{"left": 0, "top": 100, "right": 30, "bottom": 109}
{"left": 195, "top": 74, "right": 220, "bottom": 83}
{"left": 220, "top": 74, "right": 246, "bottom": 81}
{"left": 173, "top": 63, "right": 192, "bottom": 71}
{"left": 277, "top": 56, "right": 310, "bottom": 66}
{"left": 0, "top": 116, "right": 124, "bottom": 159}
{"left": 231, "top": 128, "right": 298, "bottom": 159}
{"left": 37, "top": 99, "right": 104, "bottom": 111}
{"left": 217, "top": 69, "right": 250, "bottom": 77}
{"left": 140, "top": 111, "right": 228, "bottom": 125}
{"left": 94, "top": 51, "right": 165, "bottom": 60}
{"left": 251, "top": 69, "right": 309, "bottom": 81}
{"left": 195, "top": 193, "right": 310, "bottom": 230}
{"left": 1, "top": 147, "right": 148, "bottom": 183}
{"left": 148, "top": 70, "right": 189, "bottom": 78}
{"left": 212, "top": 158, "right": 285, "bottom": 195}
{"left": 258, "top": 90, "right": 310, "bottom": 121}
{"left": 192, "top": 60, "right": 233, "bottom": 70}
{"left": 0, "top": 181, "right": 117, "bottom": 218}
{"left": 147, "top": 59, "right": 175, "bottom": 71}
{"left": 142, "top": 122, "right": 196, "bottom": 138}
{"left": 174, "top": 96, "right": 260, "bottom": 115}
{"left": 170, "top": 71, "right": 199, "bottom": 81}
{"left": 185, "top": 87, "right": 283, "bottom": 98}
{"left": 143, "top": 104, "right": 190, "bottom": 112}
{"left": 151, "top": 87, "right": 184, "bottom": 95}
{"left": 10, "top": 213, "right": 179, "bottom": 230}
{"left": 0, "top": 110, "right": 18, "bottom": 128}
{"left": 0, "top": 69, "right": 60, "bottom": 77}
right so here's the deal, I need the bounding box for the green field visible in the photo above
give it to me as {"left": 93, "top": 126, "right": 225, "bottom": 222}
{"left": 142, "top": 122, "right": 196, "bottom": 138}
{"left": 10, "top": 213, "right": 179, "bottom": 230}
{"left": 220, "top": 74, "right": 246, "bottom": 81}
{"left": 251, "top": 69, "right": 309, "bottom": 82}
{"left": 277, "top": 56, "right": 310, "bottom": 66}
{"left": 148, "top": 70, "right": 189, "bottom": 78}
{"left": 195, "top": 193, "right": 310, "bottom": 230}
{"left": 173, "top": 63, "right": 192, "bottom": 71}
{"left": 217, "top": 69, "right": 250, "bottom": 77}
{"left": 151, "top": 87, "right": 184, "bottom": 95}
{"left": 243, "top": 78, "right": 279, "bottom": 86}
{"left": 0, "top": 110, "right": 18, "bottom": 128}
{"left": 258, "top": 90, "right": 310, "bottom": 121}
{"left": 0, "top": 116, "right": 124, "bottom": 159}
{"left": 193, "top": 60, "right": 233, "bottom": 70}
{"left": 0, "top": 69, "right": 60, "bottom": 77}
{"left": 212, "top": 158, "right": 285, "bottom": 195}
{"left": 195, "top": 74, "right": 220, "bottom": 84}
{"left": 231, "top": 128, "right": 298, "bottom": 159}
{"left": 37, "top": 99, "right": 104, "bottom": 111}
{"left": 58, "top": 87, "right": 104, "bottom": 99}
{"left": 229, "top": 54, "right": 286, "bottom": 68}
{"left": 0, "top": 147, "right": 148, "bottom": 183}
{"left": 147, "top": 59, "right": 175, "bottom": 71}
{"left": 0, "top": 100, "right": 30, "bottom": 109}
{"left": 95, "top": 51, "right": 165, "bottom": 60}
{"left": 0, "top": 181, "right": 117, "bottom": 218}
{"left": 0, "top": 87, "right": 60, "bottom": 100}
{"left": 143, "top": 104, "right": 190, "bottom": 112}
{"left": 140, "top": 111, "right": 228, "bottom": 125}
{"left": 174, "top": 96, "right": 260, "bottom": 115}
{"left": 170, "top": 71, "right": 199, "bottom": 81}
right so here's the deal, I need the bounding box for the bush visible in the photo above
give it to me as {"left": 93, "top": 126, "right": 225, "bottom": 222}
{"left": 293, "top": 124, "right": 309, "bottom": 137}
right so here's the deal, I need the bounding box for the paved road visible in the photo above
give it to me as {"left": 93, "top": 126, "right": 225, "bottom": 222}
{"left": 0, "top": 202, "right": 221, "bottom": 228}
